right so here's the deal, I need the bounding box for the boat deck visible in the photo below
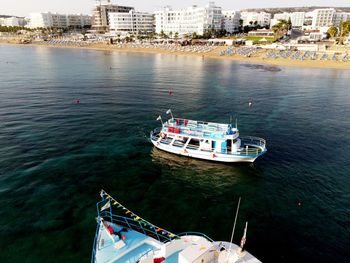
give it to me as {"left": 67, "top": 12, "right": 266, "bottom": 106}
{"left": 95, "top": 222, "right": 159, "bottom": 263}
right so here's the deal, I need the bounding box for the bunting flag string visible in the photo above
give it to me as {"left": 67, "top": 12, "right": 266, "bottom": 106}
{"left": 99, "top": 189, "right": 177, "bottom": 239}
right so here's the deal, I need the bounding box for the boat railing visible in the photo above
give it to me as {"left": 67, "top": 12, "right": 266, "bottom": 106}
{"left": 91, "top": 218, "right": 100, "bottom": 263}
{"left": 240, "top": 136, "right": 266, "bottom": 148}
{"left": 185, "top": 144, "right": 265, "bottom": 157}
{"left": 92, "top": 194, "right": 177, "bottom": 263}
{"left": 135, "top": 247, "right": 162, "bottom": 263}
{"left": 98, "top": 210, "right": 176, "bottom": 243}
{"left": 150, "top": 127, "right": 162, "bottom": 141}
{"left": 176, "top": 232, "right": 214, "bottom": 242}
{"left": 164, "top": 118, "right": 233, "bottom": 137}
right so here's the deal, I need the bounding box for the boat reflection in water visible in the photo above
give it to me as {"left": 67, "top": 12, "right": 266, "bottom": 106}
{"left": 150, "top": 148, "right": 263, "bottom": 186}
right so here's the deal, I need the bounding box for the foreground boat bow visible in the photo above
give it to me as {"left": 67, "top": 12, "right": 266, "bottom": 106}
{"left": 92, "top": 190, "right": 262, "bottom": 263}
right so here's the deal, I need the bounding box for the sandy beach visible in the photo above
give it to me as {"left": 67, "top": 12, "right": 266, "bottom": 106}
{"left": 2, "top": 40, "right": 350, "bottom": 70}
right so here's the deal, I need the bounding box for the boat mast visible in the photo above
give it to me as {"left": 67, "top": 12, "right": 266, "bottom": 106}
{"left": 156, "top": 115, "right": 163, "bottom": 126}
{"left": 228, "top": 197, "right": 241, "bottom": 252}
{"left": 166, "top": 109, "right": 174, "bottom": 120}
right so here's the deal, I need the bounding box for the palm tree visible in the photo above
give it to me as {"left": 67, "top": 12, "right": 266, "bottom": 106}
{"left": 338, "top": 20, "right": 350, "bottom": 45}
{"left": 327, "top": 26, "right": 338, "bottom": 38}
{"left": 160, "top": 30, "right": 166, "bottom": 39}
{"left": 272, "top": 19, "right": 290, "bottom": 40}
{"left": 174, "top": 32, "right": 179, "bottom": 45}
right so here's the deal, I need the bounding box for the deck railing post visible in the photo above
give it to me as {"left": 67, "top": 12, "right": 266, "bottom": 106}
{"left": 139, "top": 221, "right": 147, "bottom": 235}
{"left": 125, "top": 217, "right": 132, "bottom": 229}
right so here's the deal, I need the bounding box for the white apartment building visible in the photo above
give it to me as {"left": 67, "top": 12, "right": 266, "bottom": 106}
{"left": 274, "top": 12, "right": 290, "bottom": 21}
{"left": 66, "top": 14, "right": 90, "bottom": 27}
{"left": 0, "top": 16, "right": 26, "bottom": 27}
{"left": 270, "top": 12, "right": 290, "bottom": 28}
{"left": 28, "top": 13, "right": 91, "bottom": 28}
{"left": 108, "top": 10, "right": 154, "bottom": 34}
{"left": 241, "top": 12, "right": 271, "bottom": 27}
{"left": 28, "top": 13, "right": 52, "bottom": 28}
{"left": 290, "top": 12, "right": 305, "bottom": 27}
{"left": 155, "top": 2, "right": 222, "bottom": 36}
{"left": 92, "top": 0, "right": 134, "bottom": 32}
{"left": 222, "top": 10, "right": 241, "bottom": 33}
{"left": 51, "top": 13, "right": 68, "bottom": 28}
{"left": 311, "top": 8, "right": 335, "bottom": 29}
{"left": 271, "top": 12, "right": 305, "bottom": 28}
{"left": 332, "top": 12, "right": 350, "bottom": 27}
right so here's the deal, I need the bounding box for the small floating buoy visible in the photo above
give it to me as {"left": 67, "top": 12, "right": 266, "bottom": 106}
{"left": 297, "top": 202, "right": 302, "bottom": 207}
{"left": 248, "top": 101, "right": 253, "bottom": 107}
{"left": 168, "top": 89, "right": 173, "bottom": 96}
{"left": 75, "top": 99, "right": 80, "bottom": 104}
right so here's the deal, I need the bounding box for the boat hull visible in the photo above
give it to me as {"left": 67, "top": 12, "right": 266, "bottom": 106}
{"left": 151, "top": 139, "right": 265, "bottom": 163}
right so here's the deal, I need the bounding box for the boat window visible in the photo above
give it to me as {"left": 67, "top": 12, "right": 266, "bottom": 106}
{"left": 188, "top": 138, "right": 200, "bottom": 146}
{"left": 232, "top": 139, "right": 237, "bottom": 144}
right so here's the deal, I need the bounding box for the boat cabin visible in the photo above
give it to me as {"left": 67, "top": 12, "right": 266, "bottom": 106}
{"left": 162, "top": 118, "right": 241, "bottom": 154}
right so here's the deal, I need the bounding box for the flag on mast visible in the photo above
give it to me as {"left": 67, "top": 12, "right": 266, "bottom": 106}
{"left": 240, "top": 221, "right": 248, "bottom": 249}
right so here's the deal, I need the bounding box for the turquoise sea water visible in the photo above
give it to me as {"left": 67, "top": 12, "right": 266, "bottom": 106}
{"left": 0, "top": 45, "right": 349, "bottom": 262}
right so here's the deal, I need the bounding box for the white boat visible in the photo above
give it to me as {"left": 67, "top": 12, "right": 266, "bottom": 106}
{"left": 92, "top": 190, "right": 262, "bottom": 263}
{"left": 150, "top": 110, "right": 267, "bottom": 163}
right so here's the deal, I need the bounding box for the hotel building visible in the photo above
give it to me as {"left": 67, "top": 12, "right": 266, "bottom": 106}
{"left": 240, "top": 12, "right": 271, "bottom": 27}
{"left": 270, "top": 12, "right": 305, "bottom": 28}
{"left": 28, "top": 13, "right": 91, "bottom": 28}
{"left": 290, "top": 12, "right": 305, "bottom": 28}
{"left": 108, "top": 10, "right": 154, "bottom": 34}
{"left": 0, "top": 16, "right": 26, "bottom": 27}
{"left": 311, "top": 8, "right": 335, "bottom": 29}
{"left": 155, "top": 2, "right": 222, "bottom": 36}
{"left": 332, "top": 12, "right": 350, "bottom": 27}
{"left": 222, "top": 10, "right": 241, "bottom": 33}
{"left": 92, "top": 0, "right": 134, "bottom": 32}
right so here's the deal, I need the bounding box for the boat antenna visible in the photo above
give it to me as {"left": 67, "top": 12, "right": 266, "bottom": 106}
{"left": 228, "top": 197, "right": 241, "bottom": 252}
{"left": 235, "top": 118, "right": 238, "bottom": 129}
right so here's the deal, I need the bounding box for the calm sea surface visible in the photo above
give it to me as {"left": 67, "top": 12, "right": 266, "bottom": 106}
{"left": 0, "top": 45, "right": 349, "bottom": 262}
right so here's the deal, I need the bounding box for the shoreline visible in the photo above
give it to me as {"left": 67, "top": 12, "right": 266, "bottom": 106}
{"left": 2, "top": 41, "right": 350, "bottom": 70}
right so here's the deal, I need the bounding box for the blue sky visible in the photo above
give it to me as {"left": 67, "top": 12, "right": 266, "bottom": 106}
{"left": 1, "top": 0, "right": 349, "bottom": 17}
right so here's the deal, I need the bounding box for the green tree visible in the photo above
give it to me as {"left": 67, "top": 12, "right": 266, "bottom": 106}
{"left": 272, "top": 19, "right": 290, "bottom": 39}
{"left": 174, "top": 32, "right": 179, "bottom": 40}
{"left": 239, "top": 19, "right": 244, "bottom": 32}
{"left": 327, "top": 26, "right": 338, "bottom": 38}
{"left": 287, "top": 17, "right": 292, "bottom": 30}
{"left": 339, "top": 20, "right": 350, "bottom": 44}
{"left": 192, "top": 32, "right": 198, "bottom": 39}
{"left": 340, "top": 20, "right": 350, "bottom": 37}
